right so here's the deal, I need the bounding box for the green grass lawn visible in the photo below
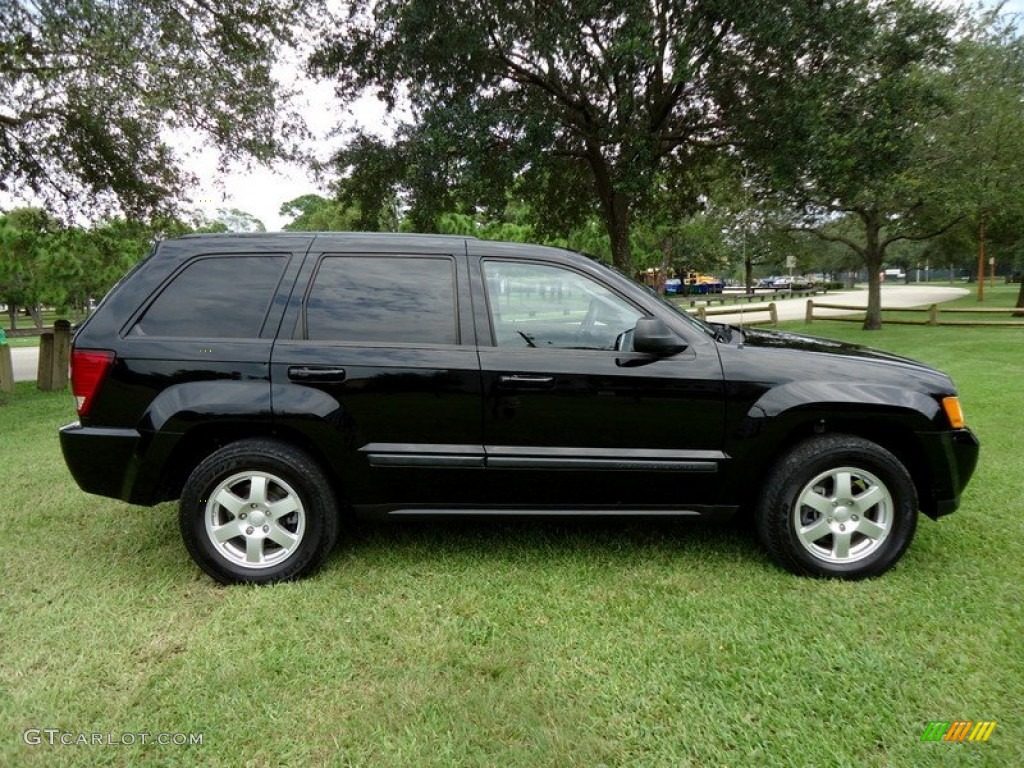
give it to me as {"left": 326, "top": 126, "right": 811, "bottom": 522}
{"left": 940, "top": 281, "right": 1021, "bottom": 308}
{"left": 3, "top": 336, "right": 44, "bottom": 348}
{"left": 2, "top": 321, "right": 1022, "bottom": 767}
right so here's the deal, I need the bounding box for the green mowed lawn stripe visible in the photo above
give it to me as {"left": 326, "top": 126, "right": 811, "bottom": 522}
{"left": 2, "top": 319, "right": 1022, "bottom": 767}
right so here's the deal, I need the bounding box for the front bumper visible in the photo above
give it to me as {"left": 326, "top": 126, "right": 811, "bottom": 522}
{"left": 919, "top": 427, "right": 980, "bottom": 519}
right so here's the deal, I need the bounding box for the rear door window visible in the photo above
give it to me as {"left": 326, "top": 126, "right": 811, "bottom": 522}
{"left": 303, "top": 256, "right": 458, "bottom": 344}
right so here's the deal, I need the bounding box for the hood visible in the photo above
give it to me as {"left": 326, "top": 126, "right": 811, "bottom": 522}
{"left": 727, "top": 326, "right": 955, "bottom": 393}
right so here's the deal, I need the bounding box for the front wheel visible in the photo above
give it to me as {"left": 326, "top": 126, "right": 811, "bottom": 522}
{"left": 756, "top": 435, "right": 918, "bottom": 579}
{"left": 180, "top": 439, "right": 339, "bottom": 584}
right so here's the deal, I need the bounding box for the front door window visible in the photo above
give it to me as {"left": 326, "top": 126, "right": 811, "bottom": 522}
{"left": 483, "top": 261, "right": 642, "bottom": 350}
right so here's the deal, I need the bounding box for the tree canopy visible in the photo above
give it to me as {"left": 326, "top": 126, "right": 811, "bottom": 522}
{"left": 1, "top": 0, "right": 307, "bottom": 217}
{"left": 311, "top": 0, "right": 902, "bottom": 275}
{"left": 731, "top": 0, "right": 969, "bottom": 328}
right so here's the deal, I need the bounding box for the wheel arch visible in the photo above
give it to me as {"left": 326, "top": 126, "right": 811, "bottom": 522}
{"left": 148, "top": 421, "right": 345, "bottom": 508}
{"left": 731, "top": 400, "right": 938, "bottom": 519}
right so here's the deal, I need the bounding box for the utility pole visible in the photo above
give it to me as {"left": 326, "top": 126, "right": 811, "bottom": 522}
{"left": 977, "top": 217, "right": 986, "bottom": 302}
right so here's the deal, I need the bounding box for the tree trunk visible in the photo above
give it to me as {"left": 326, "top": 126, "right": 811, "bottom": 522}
{"left": 587, "top": 146, "right": 634, "bottom": 275}
{"left": 656, "top": 239, "right": 671, "bottom": 295}
{"left": 30, "top": 303, "right": 43, "bottom": 329}
{"left": 744, "top": 256, "right": 754, "bottom": 293}
{"left": 603, "top": 191, "right": 633, "bottom": 276}
{"left": 861, "top": 209, "right": 884, "bottom": 331}
{"left": 6, "top": 304, "right": 17, "bottom": 331}
{"left": 1016, "top": 275, "right": 1024, "bottom": 308}
{"left": 863, "top": 262, "right": 883, "bottom": 330}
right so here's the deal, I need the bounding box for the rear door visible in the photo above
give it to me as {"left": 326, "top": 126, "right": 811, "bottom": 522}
{"left": 472, "top": 249, "right": 727, "bottom": 511}
{"left": 270, "top": 237, "right": 483, "bottom": 511}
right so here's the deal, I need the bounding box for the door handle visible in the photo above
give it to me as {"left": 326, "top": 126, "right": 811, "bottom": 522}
{"left": 287, "top": 366, "right": 347, "bottom": 383}
{"left": 498, "top": 374, "right": 555, "bottom": 389}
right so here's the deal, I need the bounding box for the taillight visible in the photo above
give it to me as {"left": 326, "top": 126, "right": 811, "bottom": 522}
{"left": 71, "top": 349, "right": 115, "bottom": 417}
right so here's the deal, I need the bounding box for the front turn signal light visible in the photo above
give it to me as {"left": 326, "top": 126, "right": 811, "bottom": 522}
{"left": 942, "top": 396, "right": 965, "bottom": 429}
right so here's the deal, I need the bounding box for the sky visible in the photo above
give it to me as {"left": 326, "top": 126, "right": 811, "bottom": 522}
{"left": 182, "top": 70, "right": 390, "bottom": 231}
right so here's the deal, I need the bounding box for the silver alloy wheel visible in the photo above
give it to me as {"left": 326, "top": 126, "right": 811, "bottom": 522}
{"left": 203, "top": 471, "right": 306, "bottom": 569}
{"left": 792, "top": 465, "right": 894, "bottom": 564}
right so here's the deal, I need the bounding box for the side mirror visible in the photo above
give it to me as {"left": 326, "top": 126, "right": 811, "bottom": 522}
{"left": 632, "top": 317, "right": 686, "bottom": 356}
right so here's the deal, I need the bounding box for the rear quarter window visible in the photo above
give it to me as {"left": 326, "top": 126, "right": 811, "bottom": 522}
{"left": 131, "top": 255, "right": 287, "bottom": 338}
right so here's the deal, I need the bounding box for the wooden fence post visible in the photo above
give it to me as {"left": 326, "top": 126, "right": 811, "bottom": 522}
{"left": 35, "top": 321, "right": 72, "bottom": 391}
{"left": 769, "top": 302, "right": 778, "bottom": 326}
{"left": 0, "top": 337, "right": 12, "bottom": 394}
{"left": 805, "top": 299, "right": 814, "bottom": 324}
{"left": 928, "top": 304, "right": 938, "bottom": 326}
{"left": 52, "top": 320, "right": 71, "bottom": 390}
{"left": 37, "top": 332, "right": 54, "bottom": 390}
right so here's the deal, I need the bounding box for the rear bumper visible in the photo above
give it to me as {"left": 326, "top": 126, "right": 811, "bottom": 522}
{"left": 919, "top": 428, "right": 980, "bottom": 519}
{"left": 59, "top": 422, "right": 143, "bottom": 503}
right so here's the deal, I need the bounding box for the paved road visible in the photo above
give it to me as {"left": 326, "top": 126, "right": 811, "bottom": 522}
{"left": 6, "top": 285, "right": 969, "bottom": 383}
{"left": 11, "top": 345, "right": 39, "bottom": 383}
{"left": 701, "top": 284, "right": 969, "bottom": 324}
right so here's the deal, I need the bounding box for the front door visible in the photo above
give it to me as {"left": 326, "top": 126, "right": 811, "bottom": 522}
{"left": 475, "top": 257, "right": 726, "bottom": 511}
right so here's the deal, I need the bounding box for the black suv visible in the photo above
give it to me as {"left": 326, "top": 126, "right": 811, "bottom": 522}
{"left": 60, "top": 233, "right": 979, "bottom": 583}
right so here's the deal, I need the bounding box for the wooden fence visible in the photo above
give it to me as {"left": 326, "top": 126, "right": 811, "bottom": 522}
{"left": 0, "top": 320, "right": 71, "bottom": 394}
{"left": 690, "top": 302, "right": 779, "bottom": 326}
{"left": 680, "top": 286, "right": 824, "bottom": 308}
{"left": 0, "top": 343, "right": 12, "bottom": 393}
{"left": 805, "top": 300, "right": 1024, "bottom": 327}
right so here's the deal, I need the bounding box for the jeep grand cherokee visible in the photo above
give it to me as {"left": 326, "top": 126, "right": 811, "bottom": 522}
{"left": 59, "top": 233, "right": 979, "bottom": 583}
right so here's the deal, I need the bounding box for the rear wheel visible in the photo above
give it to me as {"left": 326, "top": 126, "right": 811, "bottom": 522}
{"left": 180, "top": 439, "right": 338, "bottom": 584}
{"left": 756, "top": 434, "right": 918, "bottom": 579}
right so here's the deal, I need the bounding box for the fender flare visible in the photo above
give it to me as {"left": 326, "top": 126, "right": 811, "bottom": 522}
{"left": 745, "top": 381, "right": 941, "bottom": 425}
{"left": 139, "top": 380, "right": 275, "bottom": 434}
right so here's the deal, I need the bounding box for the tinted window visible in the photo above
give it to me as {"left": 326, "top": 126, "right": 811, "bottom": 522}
{"left": 134, "top": 255, "right": 286, "bottom": 338}
{"left": 305, "top": 256, "right": 457, "bottom": 344}
{"left": 483, "top": 261, "right": 641, "bottom": 350}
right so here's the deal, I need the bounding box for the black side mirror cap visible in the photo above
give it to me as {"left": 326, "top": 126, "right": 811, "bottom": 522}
{"left": 633, "top": 317, "right": 686, "bottom": 356}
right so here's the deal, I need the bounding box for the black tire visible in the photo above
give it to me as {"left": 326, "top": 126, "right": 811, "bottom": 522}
{"left": 179, "top": 439, "right": 339, "bottom": 584}
{"left": 756, "top": 434, "right": 918, "bottom": 579}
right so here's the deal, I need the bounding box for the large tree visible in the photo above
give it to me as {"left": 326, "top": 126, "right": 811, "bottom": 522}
{"left": 729, "top": 0, "right": 958, "bottom": 329}
{"left": 279, "top": 191, "right": 398, "bottom": 232}
{"left": 925, "top": 13, "right": 1024, "bottom": 307}
{"left": 281, "top": 194, "right": 358, "bottom": 232}
{"left": 1, "top": 0, "right": 308, "bottom": 217}
{"left": 310, "top": 0, "right": 886, "bottom": 275}
{"left": 0, "top": 208, "right": 55, "bottom": 328}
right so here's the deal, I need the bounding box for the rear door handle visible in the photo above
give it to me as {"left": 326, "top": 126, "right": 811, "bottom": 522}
{"left": 498, "top": 374, "right": 555, "bottom": 390}
{"left": 288, "top": 366, "right": 347, "bottom": 383}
